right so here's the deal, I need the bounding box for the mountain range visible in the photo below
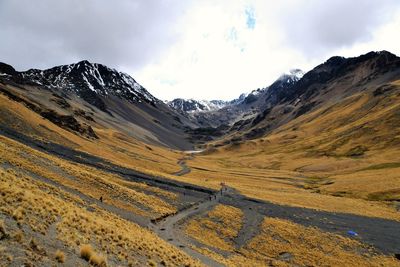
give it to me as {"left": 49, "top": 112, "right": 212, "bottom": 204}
{"left": 1, "top": 50, "right": 400, "bottom": 266}
{"left": 1, "top": 51, "right": 399, "bottom": 149}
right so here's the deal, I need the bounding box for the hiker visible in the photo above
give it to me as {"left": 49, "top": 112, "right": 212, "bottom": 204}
{"left": 100, "top": 196, "right": 103, "bottom": 202}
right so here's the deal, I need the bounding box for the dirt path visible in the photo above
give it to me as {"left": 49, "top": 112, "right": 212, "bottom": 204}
{"left": 150, "top": 189, "right": 229, "bottom": 267}
{"left": 172, "top": 159, "right": 191, "bottom": 176}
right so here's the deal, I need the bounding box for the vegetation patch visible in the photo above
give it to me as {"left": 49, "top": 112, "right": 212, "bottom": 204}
{"left": 360, "top": 162, "right": 400, "bottom": 171}
{"left": 345, "top": 145, "right": 368, "bottom": 157}
{"left": 186, "top": 204, "right": 243, "bottom": 252}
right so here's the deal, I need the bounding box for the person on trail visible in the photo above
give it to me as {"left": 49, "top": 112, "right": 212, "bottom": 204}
{"left": 100, "top": 196, "right": 103, "bottom": 202}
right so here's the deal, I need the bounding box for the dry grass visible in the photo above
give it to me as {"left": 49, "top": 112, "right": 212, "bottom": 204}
{"left": 172, "top": 88, "right": 400, "bottom": 221}
{"left": 186, "top": 204, "right": 243, "bottom": 252}
{"left": 12, "top": 207, "right": 24, "bottom": 221}
{"left": 0, "top": 220, "right": 7, "bottom": 240}
{"left": 2, "top": 77, "right": 400, "bottom": 220}
{"left": 239, "top": 217, "right": 399, "bottom": 266}
{"left": 0, "top": 167, "right": 202, "bottom": 266}
{"left": 189, "top": 216, "right": 399, "bottom": 267}
{"left": 89, "top": 253, "right": 107, "bottom": 267}
{"left": 0, "top": 135, "right": 177, "bottom": 218}
{"left": 80, "top": 244, "right": 95, "bottom": 261}
{"left": 55, "top": 249, "right": 66, "bottom": 263}
{"left": 80, "top": 244, "right": 107, "bottom": 266}
{"left": 0, "top": 90, "right": 183, "bottom": 176}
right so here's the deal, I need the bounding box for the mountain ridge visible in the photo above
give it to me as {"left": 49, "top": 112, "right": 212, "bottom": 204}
{"left": 0, "top": 60, "right": 158, "bottom": 112}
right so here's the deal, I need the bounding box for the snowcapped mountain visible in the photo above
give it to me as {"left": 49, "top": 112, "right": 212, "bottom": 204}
{"left": 276, "top": 69, "right": 304, "bottom": 84}
{"left": 168, "top": 93, "right": 251, "bottom": 114}
{"left": 0, "top": 60, "right": 196, "bottom": 149}
{"left": 0, "top": 60, "right": 158, "bottom": 111}
{"left": 167, "top": 98, "right": 229, "bottom": 113}
{"left": 237, "top": 69, "right": 304, "bottom": 105}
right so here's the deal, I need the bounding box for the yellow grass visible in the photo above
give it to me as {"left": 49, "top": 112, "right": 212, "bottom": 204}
{"left": 176, "top": 88, "right": 400, "bottom": 221}
{"left": 0, "top": 135, "right": 176, "bottom": 218}
{"left": 239, "top": 217, "right": 399, "bottom": 267}
{"left": 186, "top": 204, "right": 243, "bottom": 252}
{"left": 0, "top": 167, "right": 202, "bottom": 266}
{"left": 2, "top": 83, "right": 399, "bottom": 221}
{"left": 55, "top": 249, "right": 66, "bottom": 263}
{"left": 189, "top": 216, "right": 399, "bottom": 267}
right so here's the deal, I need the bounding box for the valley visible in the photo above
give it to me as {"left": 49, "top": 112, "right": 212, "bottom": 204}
{"left": 0, "top": 51, "right": 400, "bottom": 266}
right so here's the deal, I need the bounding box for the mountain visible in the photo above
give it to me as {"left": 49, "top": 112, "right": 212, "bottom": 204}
{"left": 1, "top": 60, "right": 158, "bottom": 112}
{"left": 167, "top": 98, "right": 228, "bottom": 113}
{"left": 179, "top": 69, "right": 304, "bottom": 131}
{"left": 0, "top": 60, "right": 196, "bottom": 149}
{"left": 167, "top": 93, "right": 251, "bottom": 114}
{"left": 214, "top": 50, "right": 400, "bottom": 145}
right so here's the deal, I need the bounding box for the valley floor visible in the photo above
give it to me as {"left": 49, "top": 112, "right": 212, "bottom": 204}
{"left": 0, "top": 127, "right": 399, "bottom": 266}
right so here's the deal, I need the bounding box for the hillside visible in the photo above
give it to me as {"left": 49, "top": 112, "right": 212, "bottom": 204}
{"left": 0, "top": 61, "right": 196, "bottom": 150}
{"left": 0, "top": 52, "right": 400, "bottom": 266}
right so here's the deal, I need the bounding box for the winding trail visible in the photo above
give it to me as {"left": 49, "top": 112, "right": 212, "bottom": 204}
{"left": 172, "top": 150, "right": 203, "bottom": 176}
{"left": 149, "top": 190, "right": 227, "bottom": 267}
{"left": 172, "top": 158, "right": 191, "bottom": 176}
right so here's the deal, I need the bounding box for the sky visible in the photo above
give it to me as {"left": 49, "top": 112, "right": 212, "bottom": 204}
{"left": 1, "top": 0, "right": 400, "bottom": 101}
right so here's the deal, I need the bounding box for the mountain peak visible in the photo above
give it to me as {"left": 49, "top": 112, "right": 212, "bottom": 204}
{"left": 277, "top": 69, "right": 304, "bottom": 84}
{"left": 168, "top": 98, "right": 229, "bottom": 113}
{"left": 77, "top": 59, "right": 91, "bottom": 65}
{"left": 0, "top": 61, "right": 158, "bottom": 111}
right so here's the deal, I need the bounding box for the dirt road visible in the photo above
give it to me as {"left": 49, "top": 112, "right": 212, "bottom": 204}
{"left": 150, "top": 190, "right": 228, "bottom": 267}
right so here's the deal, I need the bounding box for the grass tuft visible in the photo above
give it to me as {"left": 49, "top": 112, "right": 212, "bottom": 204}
{"left": 13, "top": 230, "right": 23, "bottom": 243}
{"left": 55, "top": 249, "right": 66, "bottom": 263}
{"left": 80, "top": 244, "right": 94, "bottom": 261}
{"left": 0, "top": 220, "right": 7, "bottom": 239}
{"left": 89, "top": 254, "right": 107, "bottom": 267}
{"left": 80, "top": 244, "right": 107, "bottom": 266}
{"left": 12, "top": 207, "right": 24, "bottom": 221}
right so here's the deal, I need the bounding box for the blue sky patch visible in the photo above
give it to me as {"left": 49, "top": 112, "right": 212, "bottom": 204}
{"left": 245, "top": 6, "right": 256, "bottom": 29}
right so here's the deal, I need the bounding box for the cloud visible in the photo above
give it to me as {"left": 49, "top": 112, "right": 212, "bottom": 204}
{"left": 267, "top": 0, "right": 399, "bottom": 57}
{"left": 1, "top": 0, "right": 400, "bottom": 101}
{"left": 0, "top": 0, "right": 190, "bottom": 71}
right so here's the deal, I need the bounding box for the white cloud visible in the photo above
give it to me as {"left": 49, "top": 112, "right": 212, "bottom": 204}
{"left": 1, "top": 0, "right": 399, "bottom": 101}
{"left": 135, "top": 0, "right": 400, "bottom": 100}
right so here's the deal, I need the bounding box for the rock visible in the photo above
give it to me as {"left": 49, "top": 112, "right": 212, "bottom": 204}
{"left": 278, "top": 252, "right": 293, "bottom": 262}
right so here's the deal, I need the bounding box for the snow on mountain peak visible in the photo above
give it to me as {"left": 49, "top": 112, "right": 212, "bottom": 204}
{"left": 12, "top": 61, "right": 159, "bottom": 108}
{"left": 168, "top": 98, "right": 229, "bottom": 113}
{"left": 289, "top": 69, "right": 305, "bottom": 79}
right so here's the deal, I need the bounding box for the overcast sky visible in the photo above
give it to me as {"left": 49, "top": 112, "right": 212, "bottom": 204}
{"left": 1, "top": 0, "right": 400, "bottom": 100}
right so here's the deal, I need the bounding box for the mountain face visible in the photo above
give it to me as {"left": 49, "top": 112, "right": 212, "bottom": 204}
{"left": 167, "top": 93, "right": 251, "bottom": 114}
{"left": 170, "top": 69, "right": 304, "bottom": 129}
{"left": 0, "top": 60, "right": 158, "bottom": 112}
{"left": 0, "top": 60, "right": 196, "bottom": 150}
{"left": 1, "top": 51, "right": 399, "bottom": 150}
{"left": 219, "top": 50, "right": 400, "bottom": 144}
{"left": 167, "top": 98, "right": 228, "bottom": 113}
{"left": 182, "top": 51, "right": 400, "bottom": 146}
